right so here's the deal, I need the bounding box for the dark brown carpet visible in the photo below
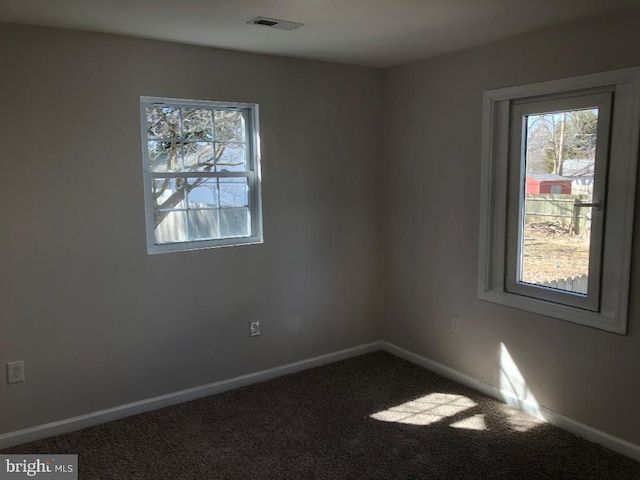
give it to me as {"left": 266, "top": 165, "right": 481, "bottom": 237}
{"left": 3, "top": 351, "right": 639, "bottom": 479}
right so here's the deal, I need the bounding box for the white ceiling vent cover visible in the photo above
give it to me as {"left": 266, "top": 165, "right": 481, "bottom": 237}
{"left": 247, "top": 17, "right": 304, "bottom": 31}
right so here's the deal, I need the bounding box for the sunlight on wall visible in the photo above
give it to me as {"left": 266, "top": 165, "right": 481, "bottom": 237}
{"left": 499, "top": 342, "right": 545, "bottom": 431}
{"left": 370, "top": 393, "right": 478, "bottom": 427}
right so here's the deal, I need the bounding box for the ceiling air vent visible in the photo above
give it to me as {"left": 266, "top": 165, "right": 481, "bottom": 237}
{"left": 247, "top": 17, "right": 304, "bottom": 31}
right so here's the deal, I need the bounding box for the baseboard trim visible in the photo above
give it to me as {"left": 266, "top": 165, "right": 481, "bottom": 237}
{"left": 380, "top": 341, "right": 640, "bottom": 462}
{"left": 0, "top": 341, "right": 382, "bottom": 450}
{"left": 4, "top": 340, "right": 639, "bottom": 462}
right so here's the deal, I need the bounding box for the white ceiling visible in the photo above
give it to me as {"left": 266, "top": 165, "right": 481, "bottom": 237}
{"left": 1, "top": 0, "right": 639, "bottom": 67}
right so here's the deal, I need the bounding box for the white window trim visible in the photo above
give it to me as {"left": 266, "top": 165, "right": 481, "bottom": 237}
{"left": 478, "top": 68, "right": 640, "bottom": 334}
{"left": 140, "top": 96, "right": 263, "bottom": 254}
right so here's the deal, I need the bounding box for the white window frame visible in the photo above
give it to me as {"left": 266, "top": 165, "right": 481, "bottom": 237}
{"left": 140, "top": 96, "right": 263, "bottom": 254}
{"left": 505, "top": 92, "right": 612, "bottom": 312}
{"left": 478, "top": 68, "right": 640, "bottom": 334}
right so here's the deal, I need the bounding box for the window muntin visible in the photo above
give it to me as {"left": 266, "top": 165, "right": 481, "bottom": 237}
{"left": 478, "top": 68, "right": 640, "bottom": 334}
{"left": 140, "top": 97, "right": 262, "bottom": 253}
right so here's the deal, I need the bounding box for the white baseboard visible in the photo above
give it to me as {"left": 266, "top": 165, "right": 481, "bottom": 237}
{"left": 3, "top": 340, "right": 639, "bottom": 463}
{"left": 0, "top": 342, "right": 381, "bottom": 449}
{"left": 380, "top": 341, "right": 640, "bottom": 462}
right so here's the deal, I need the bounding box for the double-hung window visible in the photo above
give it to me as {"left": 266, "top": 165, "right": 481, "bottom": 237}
{"left": 140, "top": 97, "right": 263, "bottom": 254}
{"left": 478, "top": 68, "right": 640, "bottom": 333}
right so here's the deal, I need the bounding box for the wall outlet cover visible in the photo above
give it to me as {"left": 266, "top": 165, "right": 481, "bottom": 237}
{"left": 7, "top": 360, "right": 25, "bottom": 384}
{"left": 250, "top": 320, "right": 260, "bottom": 337}
{"left": 451, "top": 315, "right": 461, "bottom": 333}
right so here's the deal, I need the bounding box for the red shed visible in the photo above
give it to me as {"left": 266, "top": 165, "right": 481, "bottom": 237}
{"left": 526, "top": 174, "right": 572, "bottom": 194}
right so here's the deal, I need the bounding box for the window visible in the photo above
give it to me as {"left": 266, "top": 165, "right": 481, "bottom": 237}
{"left": 140, "top": 97, "right": 263, "bottom": 254}
{"left": 478, "top": 68, "right": 640, "bottom": 333}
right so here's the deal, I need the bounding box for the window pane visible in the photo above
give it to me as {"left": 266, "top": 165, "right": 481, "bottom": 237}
{"left": 141, "top": 98, "right": 262, "bottom": 252}
{"left": 148, "top": 141, "right": 182, "bottom": 172}
{"left": 182, "top": 109, "right": 213, "bottom": 140}
{"left": 183, "top": 142, "right": 215, "bottom": 171}
{"left": 187, "top": 178, "right": 219, "bottom": 208}
{"left": 188, "top": 209, "right": 219, "bottom": 241}
{"left": 214, "top": 110, "right": 245, "bottom": 142}
{"left": 154, "top": 211, "right": 187, "bottom": 244}
{"left": 519, "top": 108, "right": 598, "bottom": 294}
{"left": 215, "top": 143, "right": 246, "bottom": 172}
{"left": 152, "top": 178, "right": 186, "bottom": 209}
{"left": 220, "top": 207, "right": 250, "bottom": 238}
{"left": 219, "top": 177, "right": 249, "bottom": 207}
{"left": 146, "top": 106, "right": 180, "bottom": 139}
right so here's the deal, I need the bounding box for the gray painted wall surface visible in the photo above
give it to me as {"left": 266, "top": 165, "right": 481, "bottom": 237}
{"left": 383, "top": 7, "right": 640, "bottom": 445}
{"left": 0, "top": 23, "right": 384, "bottom": 434}
{"left": 2, "top": 6, "right": 640, "bottom": 449}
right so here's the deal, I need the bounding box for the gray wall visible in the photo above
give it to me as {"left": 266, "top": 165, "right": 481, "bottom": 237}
{"left": 0, "top": 23, "right": 384, "bottom": 434}
{"left": 2, "top": 6, "right": 640, "bottom": 449}
{"left": 383, "top": 7, "right": 640, "bottom": 445}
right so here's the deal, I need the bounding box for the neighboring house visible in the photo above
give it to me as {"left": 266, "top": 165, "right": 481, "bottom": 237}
{"left": 561, "top": 158, "right": 595, "bottom": 177}
{"left": 561, "top": 159, "right": 595, "bottom": 191}
{"left": 526, "top": 174, "right": 573, "bottom": 194}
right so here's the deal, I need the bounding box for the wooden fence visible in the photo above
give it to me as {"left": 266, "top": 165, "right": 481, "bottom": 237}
{"left": 541, "top": 274, "right": 588, "bottom": 294}
{"left": 525, "top": 194, "right": 589, "bottom": 233}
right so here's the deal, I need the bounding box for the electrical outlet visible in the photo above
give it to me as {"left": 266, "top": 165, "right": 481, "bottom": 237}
{"left": 7, "top": 360, "right": 25, "bottom": 384}
{"left": 451, "top": 315, "right": 461, "bottom": 333}
{"left": 250, "top": 320, "right": 260, "bottom": 337}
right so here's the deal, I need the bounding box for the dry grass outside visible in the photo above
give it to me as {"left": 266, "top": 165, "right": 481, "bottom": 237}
{"left": 521, "top": 222, "right": 591, "bottom": 285}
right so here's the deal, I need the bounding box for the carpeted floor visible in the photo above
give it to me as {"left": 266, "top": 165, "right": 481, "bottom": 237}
{"left": 2, "top": 351, "right": 639, "bottom": 479}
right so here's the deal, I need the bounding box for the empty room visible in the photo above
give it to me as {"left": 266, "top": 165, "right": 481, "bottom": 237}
{"left": 1, "top": 1, "right": 640, "bottom": 478}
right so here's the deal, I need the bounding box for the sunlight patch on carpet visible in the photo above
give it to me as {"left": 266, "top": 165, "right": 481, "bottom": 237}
{"left": 370, "top": 393, "right": 477, "bottom": 427}
{"left": 500, "top": 405, "right": 544, "bottom": 432}
{"left": 450, "top": 414, "right": 487, "bottom": 431}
